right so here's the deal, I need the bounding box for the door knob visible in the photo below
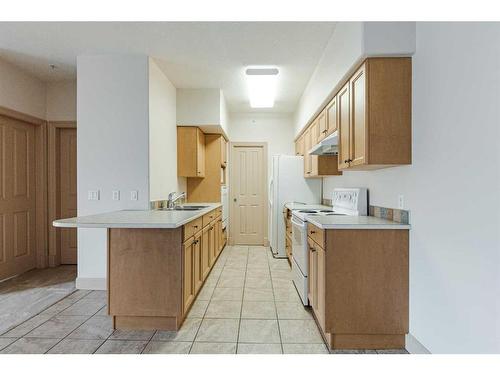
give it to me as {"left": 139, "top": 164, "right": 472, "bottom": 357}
{"left": 233, "top": 198, "right": 237, "bottom": 202}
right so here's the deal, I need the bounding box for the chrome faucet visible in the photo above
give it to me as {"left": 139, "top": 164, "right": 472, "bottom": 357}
{"left": 166, "top": 192, "right": 186, "bottom": 209}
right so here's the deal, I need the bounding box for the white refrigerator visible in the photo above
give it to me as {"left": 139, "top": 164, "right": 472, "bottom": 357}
{"left": 269, "top": 155, "right": 322, "bottom": 258}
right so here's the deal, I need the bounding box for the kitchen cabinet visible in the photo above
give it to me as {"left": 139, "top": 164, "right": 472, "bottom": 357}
{"left": 317, "top": 109, "right": 328, "bottom": 142}
{"left": 193, "top": 231, "right": 203, "bottom": 294}
{"left": 284, "top": 209, "right": 292, "bottom": 263}
{"left": 221, "top": 137, "right": 228, "bottom": 168}
{"left": 306, "top": 222, "right": 409, "bottom": 350}
{"left": 182, "top": 236, "right": 195, "bottom": 314}
{"left": 338, "top": 58, "right": 412, "bottom": 170}
{"left": 310, "top": 118, "right": 320, "bottom": 146}
{"left": 201, "top": 225, "right": 211, "bottom": 280}
{"left": 325, "top": 96, "right": 338, "bottom": 137}
{"left": 295, "top": 135, "right": 304, "bottom": 156}
{"left": 303, "top": 128, "right": 312, "bottom": 176}
{"left": 177, "top": 127, "right": 205, "bottom": 177}
{"left": 216, "top": 216, "right": 223, "bottom": 255}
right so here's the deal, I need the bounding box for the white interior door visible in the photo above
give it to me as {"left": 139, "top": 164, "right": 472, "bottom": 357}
{"left": 230, "top": 144, "right": 267, "bottom": 245}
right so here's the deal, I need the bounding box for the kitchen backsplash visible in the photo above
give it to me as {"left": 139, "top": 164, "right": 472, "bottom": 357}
{"left": 321, "top": 198, "right": 410, "bottom": 224}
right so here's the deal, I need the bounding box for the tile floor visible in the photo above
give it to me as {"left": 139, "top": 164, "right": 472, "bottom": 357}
{"left": 0, "top": 246, "right": 407, "bottom": 354}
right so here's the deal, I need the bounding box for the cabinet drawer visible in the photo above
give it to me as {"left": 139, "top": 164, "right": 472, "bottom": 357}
{"left": 202, "top": 210, "right": 216, "bottom": 227}
{"left": 216, "top": 207, "right": 222, "bottom": 217}
{"left": 184, "top": 217, "right": 203, "bottom": 241}
{"left": 307, "top": 223, "right": 325, "bottom": 248}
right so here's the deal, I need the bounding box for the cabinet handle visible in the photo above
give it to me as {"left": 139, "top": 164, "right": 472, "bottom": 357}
{"left": 310, "top": 230, "right": 316, "bottom": 234}
{"left": 310, "top": 247, "right": 316, "bottom": 252}
{"left": 193, "top": 225, "right": 198, "bottom": 229}
{"left": 322, "top": 129, "right": 327, "bottom": 133}
{"left": 344, "top": 159, "right": 348, "bottom": 164}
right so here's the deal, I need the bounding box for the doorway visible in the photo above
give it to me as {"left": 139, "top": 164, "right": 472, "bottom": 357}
{"left": 48, "top": 122, "right": 77, "bottom": 265}
{"left": 229, "top": 142, "right": 268, "bottom": 245}
{"left": 0, "top": 116, "right": 37, "bottom": 280}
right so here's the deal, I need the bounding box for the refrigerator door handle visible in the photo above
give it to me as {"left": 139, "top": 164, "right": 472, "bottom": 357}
{"left": 269, "top": 179, "right": 273, "bottom": 205}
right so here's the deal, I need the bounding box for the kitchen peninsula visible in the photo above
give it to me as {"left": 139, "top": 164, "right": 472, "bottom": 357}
{"left": 53, "top": 203, "right": 224, "bottom": 331}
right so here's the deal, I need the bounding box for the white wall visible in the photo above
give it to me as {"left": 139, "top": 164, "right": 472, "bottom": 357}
{"left": 76, "top": 55, "right": 151, "bottom": 289}
{"left": 320, "top": 23, "right": 500, "bottom": 353}
{"left": 219, "top": 90, "right": 229, "bottom": 134}
{"left": 46, "top": 80, "right": 77, "bottom": 121}
{"left": 176, "top": 88, "right": 221, "bottom": 125}
{"left": 228, "top": 112, "right": 295, "bottom": 179}
{"left": 0, "top": 58, "right": 46, "bottom": 119}
{"left": 293, "top": 22, "right": 416, "bottom": 136}
{"left": 149, "top": 58, "right": 186, "bottom": 200}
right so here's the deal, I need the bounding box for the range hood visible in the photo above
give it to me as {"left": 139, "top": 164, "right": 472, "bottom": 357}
{"left": 308, "top": 130, "right": 339, "bottom": 155}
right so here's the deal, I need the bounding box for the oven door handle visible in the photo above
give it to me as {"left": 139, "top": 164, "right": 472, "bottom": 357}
{"left": 291, "top": 216, "right": 306, "bottom": 228}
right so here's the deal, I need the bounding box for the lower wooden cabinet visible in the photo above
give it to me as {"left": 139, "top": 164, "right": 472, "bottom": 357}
{"left": 201, "top": 225, "right": 211, "bottom": 280}
{"left": 182, "top": 236, "right": 195, "bottom": 314}
{"left": 193, "top": 231, "right": 203, "bottom": 295}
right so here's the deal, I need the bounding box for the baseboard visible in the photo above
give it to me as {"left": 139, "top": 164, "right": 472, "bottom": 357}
{"left": 406, "top": 333, "right": 431, "bottom": 354}
{"left": 76, "top": 277, "right": 107, "bottom": 290}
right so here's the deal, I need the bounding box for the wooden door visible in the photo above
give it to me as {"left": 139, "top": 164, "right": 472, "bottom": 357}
{"left": 317, "top": 110, "right": 327, "bottom": 141}
{"left": 231, "top": 145, "right": 266, "bottom": 245}
{"left": 201, "top": 226, "right": 210, "bottom": 280}
{"left": 350, "top": 63, "right": 367, "bottom": 167}
{"left": 317, "top": 246, "right": 326, "bottom": 331}
{"left": 326, "top": 96, "right": 337, "bottom": 137}
{"left": 59, "top": 128, "right": 77, "bottom": 264}
{"left": 0, "top": 116, "right": 36, "bottom": 280}
{"left": 182, "top": 237, "right": 195, "bottom": 313}
{"left": 337, "top": 82, "right": 351, "bottom": 170}
{"left": 193, "top": 232, "right": 202, "bottom": 294}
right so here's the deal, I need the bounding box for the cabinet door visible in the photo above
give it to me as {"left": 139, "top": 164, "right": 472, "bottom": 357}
{"left": 307, "top": 239, "right": 317, "bottom": 308}
{"left": 196, "top": 128, "right": 206, "bottom": 176}
{"left": 310, "top": 118, "right": 319, "bottom": 146}
{"left": 208, "top": 224, "right": 215, "bottom": 267}
{"left": 193, "top": 232, "right": 203, "bottom": 294}
{"left": 317, "top": 109, "right": 327, "bottom": 141}
{"left": 221, "top": 137, "right": 227, "bottom": 167}
{"left": 337, "top": 82, "right": 350, "bottom": 170}
{"left": 326, "top": 96, "right": 337, "bottom": 137}
{"left": 303, "top": 128, "right": 311, "bottom": 177}
{"left": 350, "top": 63, "right": 367, "bottom": 167}
{"left": 295, "top": 136, "right": 304, "bottom": 156}
{"left": 316, "top": 247, "right": 326, "bottom": 332}
{"left": 182, "top": 237, "right": 195, "bottom": 314}
{"left": 201, "top": 226, "right": 210, "bottom": 280}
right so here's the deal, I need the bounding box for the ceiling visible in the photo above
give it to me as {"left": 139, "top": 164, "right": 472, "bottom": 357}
{"left": 0, "top": 22, "right": 336, "bottom": 113}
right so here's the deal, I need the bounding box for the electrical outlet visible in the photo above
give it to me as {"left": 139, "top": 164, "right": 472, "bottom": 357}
{"left": 130, "top": 190, "right": 138, "bottom": 201}
{"left": 112, "top": 190, "right": 120, "bottom": 201}
{"left": 88, "top": 190, "right": 100, "bottom": 201}
{"left": 398, "top": 194, "right": 404, "bottom": 209}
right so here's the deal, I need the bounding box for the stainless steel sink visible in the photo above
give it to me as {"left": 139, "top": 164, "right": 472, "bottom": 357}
{"left": 160, "top": 205, "right": 208, "bottom": 211}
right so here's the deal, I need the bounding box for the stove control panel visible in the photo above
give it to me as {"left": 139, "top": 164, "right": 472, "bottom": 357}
{"left": 332, "top": 188, "right": 368, "bottom": 216}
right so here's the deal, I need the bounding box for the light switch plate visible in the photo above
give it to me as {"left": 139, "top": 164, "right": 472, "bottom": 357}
{"left": 88, "top": 190, "right": 100, "bottom": 201}
{"left": 130, "top": 190, "right": 138, "bottom": 201}
{"left": 112, "top": 190, "right": 120, "bottom": 201}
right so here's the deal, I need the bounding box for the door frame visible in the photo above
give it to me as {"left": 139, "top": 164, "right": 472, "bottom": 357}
{"left": 0, "top": 106, "right": 48, "bottom": 270}
{"left": 48, "top": 121, "right": 77, "bottom": 267}
{"left": 228, "top": 142, "right": 268, "bottom": 246}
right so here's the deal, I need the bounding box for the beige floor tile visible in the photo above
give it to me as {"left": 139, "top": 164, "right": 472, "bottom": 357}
{"left": 217, "top": 276, "right": 245, "bottom": 288}
{"left": 376, "top": 349, "right": 408, "bottom": 354}
{"left": 153, "top": 318, "right": 201, "bottom": 342}
{"left": 25, "top": 315, "right": 89, "bottom": 339}
{"left": 1, "top": 314, "right": 53, "bottom": 338}
{"left": 245, "top": 269, "right": 270, "bottom": 279}
{"left": 271, "top": 270, "right": 293, "bottom": 279}
{"left": 187, "top": 299, "right": 209, "bottom": 318}
{"left": 330, "top": 349, "right": 366, "bottom": 354}
{"left": 272, "top": 279, "right": 294, "bottom": 289}
{"left": 273, "top": 287, "right": 301, "bottom": 302}
{"left": 190, "top": 342, "right": 236, "bottom": 354}
{"left": 205, "top": 300, "right": 242, "bottom": 319}
{"left": 47, "top": 338, "right": 104, "bottom": 354}
{"left": 109, "top": 329, "right": 155, "bottom": 341}
{"left": 275, "top": 301, "right": 313, "bottom": 320}
{"left": 282, "top": 343, "right": 329, "bottom": 354}
{"left": 1, "top": 337, "right": 59, "bottom": 354}
{"left": 220, "top": 268, "right": 245, "bottom": 279}
{"left": 238, "top": 319, "right": 280, "bottom": 343}
{"left": 245, "top": 276, "right": 272, "bottom": 289}
{"left": 0, "top": 337, "right": 16, "bottom": 350}
{"left": 243, "top": 288, "right": 274, "bottom": 302}
{"left": 211, "top": 287, "right": 244, "bottom": 301}
{"left": 143, "top": 341, "right": 192, "bottom": 354}
{"left": 195, "top": 319, "right": 239, "bottom": 342}
{"left": 269, "top": 261, "right": 291, "bottom": 271}
{"left": 40, "top": 299, "right": 76, "bottom": 316}
{"left": 241, "top": 301, "right": 277, "bottom": 319}
{"left": 95, "top": 339, "right": 148, "bottom": 354}
{"left": 196, "top": 285, "right": 215, "bottom": 300}
{"left": 68, "top": 315, "right": 114, "bottom": 340}
{"left": 237, "top": 343, "right": 283, "bottom": 354}
{"left": 279, "top": 320, "right": 324, "bottom": 344}
{"left": 96, "top": 306, "right": 108, "bottom": 316}
{"left": 58, "top": 299, "right": 106, "bottom": 316}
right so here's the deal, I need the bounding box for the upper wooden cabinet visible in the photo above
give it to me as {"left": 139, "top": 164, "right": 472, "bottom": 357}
{"left": 325, "top": 96, "right": 338, "bottom": 137}
{"left": 317, "top": 109, "right": 328, "bottom": 142}
{"left": 177, "top": 127, "right": 205, "bottom": 177}
{"left": 220, "top": 138, "right": 227, "bottom": 168}
{"left": 295, "top": 135, "right": 304, "bottom": 156}
{"left": 337, "top": 81, "right": 351, "bottom": 170}
{"left": 339, "top": 58, "right": 412, "bottom": 170}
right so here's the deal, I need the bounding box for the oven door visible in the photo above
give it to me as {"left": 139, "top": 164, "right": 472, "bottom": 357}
{"left": 291, "top": 216, "right": 308, "bottom": 277}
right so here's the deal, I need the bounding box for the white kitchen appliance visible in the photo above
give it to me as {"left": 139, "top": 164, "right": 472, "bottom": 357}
{"left": 221, "top": 185, "right": 228, "bottom": 229}
{"left": 291, "top": 188, "right": 368, "bottom": 305}
{"left": 269, "top": 155, "right": 321, "bottom": 258}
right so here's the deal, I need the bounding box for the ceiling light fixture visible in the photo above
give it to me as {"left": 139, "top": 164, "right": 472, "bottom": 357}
{"left": 245, "top": 66, "right": 279, "bottom": 108}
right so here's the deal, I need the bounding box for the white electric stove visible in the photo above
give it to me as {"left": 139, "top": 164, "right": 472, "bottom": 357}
{"left": 291, "top": 188, "right": 367, "bottom": 305}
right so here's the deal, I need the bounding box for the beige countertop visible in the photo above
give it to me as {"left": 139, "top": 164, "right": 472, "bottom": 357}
{"left": 52, "top": 203, "right": 222, "bottom": 229}
{"left": 307, "top": 215, "right": 410, "bottom": 230}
